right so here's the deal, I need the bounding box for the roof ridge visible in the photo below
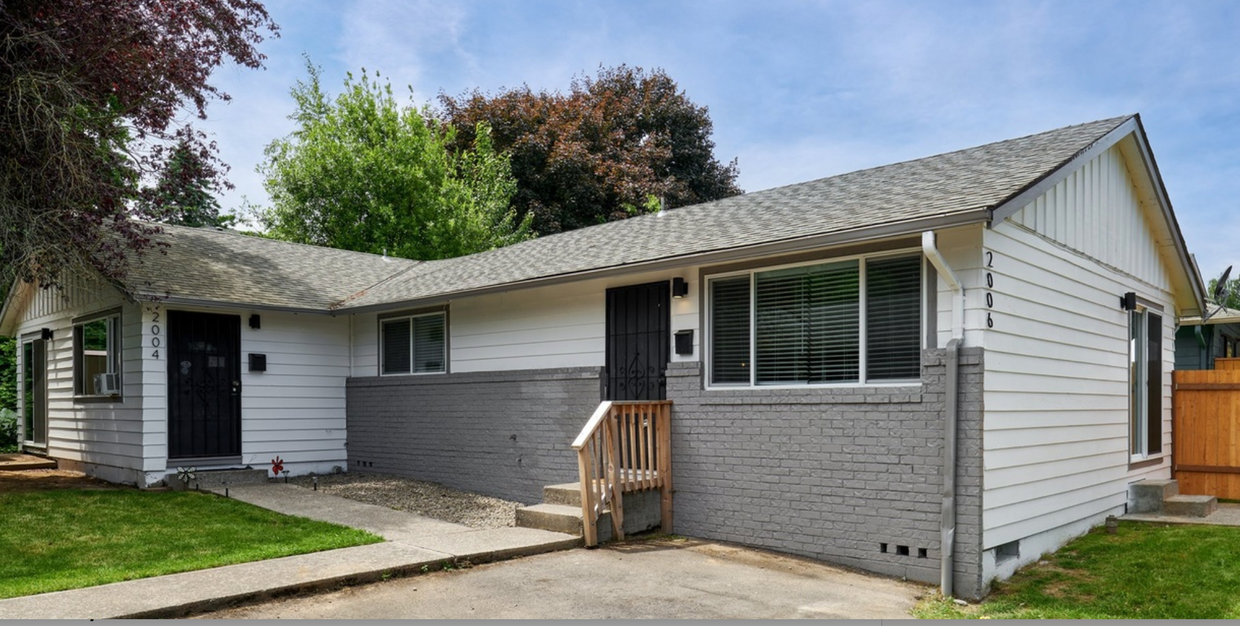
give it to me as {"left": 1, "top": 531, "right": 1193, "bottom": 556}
{"left": 153, "top": 222, "right": 422, "bottom": 266}
{"left": 359, "top": 114, "right": 1136, "bottom": 271}
{"left": 330, "top": 257, "right": 462, "bottom": 310}
{"left": 732, "top": 114, "right": 1136, "bottom": 197}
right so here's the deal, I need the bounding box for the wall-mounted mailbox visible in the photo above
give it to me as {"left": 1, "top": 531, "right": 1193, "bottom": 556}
{"left": 674, "top": 329, "right": 694, "bottom": 356}
{"left": 248, "top": 353, "right": 267, "bottom": 372}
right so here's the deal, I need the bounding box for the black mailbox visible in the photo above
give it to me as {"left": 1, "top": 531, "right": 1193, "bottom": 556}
{"left": 248, "top": 353, "right": 267, "bottom": 372}
{"left": 674, "top": 330, "right": 694, "bottom": 356}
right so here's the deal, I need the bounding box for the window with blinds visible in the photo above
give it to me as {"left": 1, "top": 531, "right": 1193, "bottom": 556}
{"left": 709, "top": 253, "right": 922, "bottom": 386}
{"left": 710, "top": 276, "right": 751, "bottom": 384}
{"left": 866, "top": 256, "right": 922, "bottom": 380}
{"left": 381, "top": 311, "right": 447, "bottom": 375}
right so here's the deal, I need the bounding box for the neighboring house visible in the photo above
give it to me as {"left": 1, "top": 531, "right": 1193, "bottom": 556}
{"left": 1175, "top": 305, "right": 1240, "bottom": 369}
{"left": 0, "top": 114, "right": 1205, "bottom": 599}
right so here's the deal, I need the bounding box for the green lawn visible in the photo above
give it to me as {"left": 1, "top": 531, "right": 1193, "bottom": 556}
{"left": 916, "top": 521, "right": 1240, "bottom": 619}
{"left": 0, "top": 489, "right": 382, "bottom": 599}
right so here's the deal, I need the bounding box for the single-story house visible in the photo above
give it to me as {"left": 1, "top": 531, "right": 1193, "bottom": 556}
{"left": 1, "top": 113, "right": 1205, "bottom": 599}
{"left": 1175, "top": 305, "right": 1240, "bottom": 369}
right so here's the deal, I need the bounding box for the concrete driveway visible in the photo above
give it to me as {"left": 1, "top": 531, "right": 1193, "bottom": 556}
{"left": 196, "top": 537, "right": 926, "bottom": 619}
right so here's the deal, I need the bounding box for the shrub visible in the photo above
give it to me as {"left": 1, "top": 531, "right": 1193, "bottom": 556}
{"left": 0, "top": 408, "right": 18, "bottom": 453}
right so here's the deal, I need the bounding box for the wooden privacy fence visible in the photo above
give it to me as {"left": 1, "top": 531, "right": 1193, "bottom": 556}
{"left": 571, "top": 400, "right": 673, "bottom": 547}
{"left": 1173, "top": 358, "right": 1240, "bottom": 499}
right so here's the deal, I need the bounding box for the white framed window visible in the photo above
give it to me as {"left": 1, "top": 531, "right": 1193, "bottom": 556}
{"left": 1129, "top": 307, "right": 1163, "bottom": 458}
{"left": 73, "top": 309, "right": 122, "bottom": 398}
{"left": 706, "top": 251, "right": 922, "bottom": 387}
{"left": 380, "top": 311, "right": 446, "bottom": 376}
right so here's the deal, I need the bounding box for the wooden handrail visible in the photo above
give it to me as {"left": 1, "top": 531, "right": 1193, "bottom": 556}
{"left": 573, "top": 400, "right": 673, "bottom": 547}
{"left": 572, "top": 401, "right": 614, "bottom": 449}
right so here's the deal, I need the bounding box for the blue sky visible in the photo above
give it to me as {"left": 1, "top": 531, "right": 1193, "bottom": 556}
{"left": 204, "top": 0, "right": 1240, "bottom": 282}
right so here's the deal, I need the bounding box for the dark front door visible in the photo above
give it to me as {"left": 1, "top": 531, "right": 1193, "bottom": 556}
{"left": 605, "top": 281, "right": 671, "bottom": 401}
{"left": 168, "top": 311, "right": 242, "bottom": 460}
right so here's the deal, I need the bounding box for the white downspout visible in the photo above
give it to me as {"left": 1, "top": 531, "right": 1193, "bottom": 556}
{"left": 922, "top": 230, "right": 964, "bottom": 599}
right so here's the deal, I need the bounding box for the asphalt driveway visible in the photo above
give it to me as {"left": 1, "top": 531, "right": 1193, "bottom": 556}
{"left": 196, "top": 537, "right": 925, "bottom": 619}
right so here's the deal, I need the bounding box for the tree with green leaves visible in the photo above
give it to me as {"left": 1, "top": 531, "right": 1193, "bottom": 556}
{"left": 1207, "top": 275, "right": 1240, "bottom": 310}
{"left": 257, "top": 61, "right": 532, "bottom": 261}
{"left": 0, "top": 0, "right": 277, "bottom": 290}
{"left": 440, "top": 64, "right": 742, "bottom": 236}
{"left": 141, "top": 139, "right": 235, "bottom": 228}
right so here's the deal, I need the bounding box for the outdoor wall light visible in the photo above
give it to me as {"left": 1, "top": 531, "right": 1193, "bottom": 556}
{"left": 1120, "top": 292, "right": 1137, "bottom": 311}
{"left": 40, "top": 328, "right": 53, "bottom": 341}
{"left": 672, "top": 277, "right": 689, "bottom": 299}
{"left": 249, "top": 314, "right": 261, "bottom": 329}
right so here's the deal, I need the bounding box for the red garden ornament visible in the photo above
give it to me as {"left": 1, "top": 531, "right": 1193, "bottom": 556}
{"left": 271, "top": 456, "right": 284, "bottom": 477}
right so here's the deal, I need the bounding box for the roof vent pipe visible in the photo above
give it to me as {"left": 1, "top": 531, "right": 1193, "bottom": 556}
{"left": 923, "top": 230, "right": 964, "bottom": 599}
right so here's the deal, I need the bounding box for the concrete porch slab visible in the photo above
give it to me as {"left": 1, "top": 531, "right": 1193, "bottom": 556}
{"left": 1121, "top": 502, "right": 1240, "bottom": 526}
{"left": 0, "top": 453, "right": 57, "bottom": 471}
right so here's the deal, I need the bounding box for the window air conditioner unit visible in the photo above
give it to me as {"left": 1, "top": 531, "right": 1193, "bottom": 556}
{"left": 94, "top": 373, "right": 121, "bottom": 396}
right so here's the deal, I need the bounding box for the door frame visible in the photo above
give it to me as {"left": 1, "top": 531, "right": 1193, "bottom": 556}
{"left": 166, "top": 310, "right": 243, "bottom": 463}
{"left": 19, "top": 332, "right": 48, "bottom": 448}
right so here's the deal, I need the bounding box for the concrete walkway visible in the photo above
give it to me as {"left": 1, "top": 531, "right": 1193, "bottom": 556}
{"left": 1122, "top": 501, "right": 1240, "bottom": 527}
{"left": 0, "top": 483, "right": 579, "bottom": 619}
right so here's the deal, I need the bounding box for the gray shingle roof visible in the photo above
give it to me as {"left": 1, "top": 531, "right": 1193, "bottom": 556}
{"left": 119, "top": 115, "right": 1132, "bottom": 312}
{"left": 123, "top": 226, "right": 419, "bottom": 310}
{"left": 338, "top": 115, "right": 1133, "bottom": 309}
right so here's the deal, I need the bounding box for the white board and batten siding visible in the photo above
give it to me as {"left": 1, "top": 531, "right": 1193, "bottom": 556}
{"left": 138, "top": 304, "right": 352, "bottom": 482}
{"left": 13, "top": 275, "right": 148, "bottom": 484}
{"left": 351, "top": 267, "right": 704, "bottom": 376}
{"left": 981, "top": 143, "right": 1175, "bottom": 552}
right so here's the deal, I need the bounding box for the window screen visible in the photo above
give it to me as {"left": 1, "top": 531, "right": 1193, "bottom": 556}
{"left": 865, "top": 256, "right": 922, "bottom": 380}
{"left": 381, "top": 319, "right": 412, "bottom": 375}
{"left": 710, "top": 277, "right": 751, "bottom": 384}
{"left": 382, "top": 312, "right": 446, "bottom": 375}
{"left": 413, "top": 314, "right": 446, "bottom": 373}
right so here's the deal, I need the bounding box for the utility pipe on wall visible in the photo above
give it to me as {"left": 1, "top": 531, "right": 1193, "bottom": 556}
{"left": 922, "top": 231, "right": 964, "bottom": 598}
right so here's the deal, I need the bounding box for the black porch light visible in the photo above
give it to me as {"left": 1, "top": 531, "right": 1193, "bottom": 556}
{"left": 672, "top": 277, "right": 689, "bottom": 299}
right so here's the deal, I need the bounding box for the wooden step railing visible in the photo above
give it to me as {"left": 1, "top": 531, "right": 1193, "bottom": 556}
{"left": 571, "top": 400, "right": 672, "bottom": 547}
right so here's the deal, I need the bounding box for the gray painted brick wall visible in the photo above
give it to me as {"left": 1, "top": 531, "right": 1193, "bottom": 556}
{"left": 666, "top": 348, "right": 985, "bottom": 599}
{"left": 345, "top": 352, "right": 985, "bottom": 598}
{"left": 346, "top": 367, "right": 602, "bottom": 504}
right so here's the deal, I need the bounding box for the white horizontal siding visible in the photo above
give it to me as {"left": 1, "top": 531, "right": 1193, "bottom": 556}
{"left": 351, "top": 267, "right": 702, "bottom": 376}
{"left": 147, "top": 307, "right": 350, "bottom": 474}
{"left": 15, "top": 277, "right": 148, "bottom": 481}
{"left": 982, "top": 170, "right": 1175, "bottom": 550}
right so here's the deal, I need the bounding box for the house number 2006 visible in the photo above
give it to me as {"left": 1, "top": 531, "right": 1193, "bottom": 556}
{"left": 984, "top": 251, "right": 995, "bottom": 329}
{"left": 150, "top": 309, "right": 162, "bottom": 359}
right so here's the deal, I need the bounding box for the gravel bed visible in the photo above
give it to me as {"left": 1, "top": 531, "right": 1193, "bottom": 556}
{"left": 289, "top": 472, "right": 519, "bottom": 529}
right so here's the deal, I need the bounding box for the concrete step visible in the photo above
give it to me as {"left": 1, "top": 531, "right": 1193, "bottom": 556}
{"left": 516, "top": 503, "right": 586, "bottom": 536}
{"left": 1129, "top": 479, "right": 1180, "bottom": 513}
{"left": 1163, "top": 494, "right": 1218, "bottom": 518}
{"left": 543, "top": 482, "right": 584, "bottom": 507}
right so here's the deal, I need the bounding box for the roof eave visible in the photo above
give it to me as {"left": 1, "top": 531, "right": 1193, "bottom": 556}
{"left": 0, "top": 278, "right": 23, "bottom": 336}
{"left": 133, "top": 293, "right": 341, "bottom": 316}
{"left": 336, "top": 208, "right": 993, "bottom": 315}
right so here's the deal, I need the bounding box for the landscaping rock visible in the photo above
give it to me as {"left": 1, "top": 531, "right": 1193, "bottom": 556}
{"left": 288, "top": 472, "right": 519, "bottom": 529}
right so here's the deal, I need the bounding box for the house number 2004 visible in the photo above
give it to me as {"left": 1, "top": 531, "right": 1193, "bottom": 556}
{"left": 984, "top": 251, "right": 995, "bottom": 329}
{"left": 150, "top": 309, "right": 162, "bottom": 359}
